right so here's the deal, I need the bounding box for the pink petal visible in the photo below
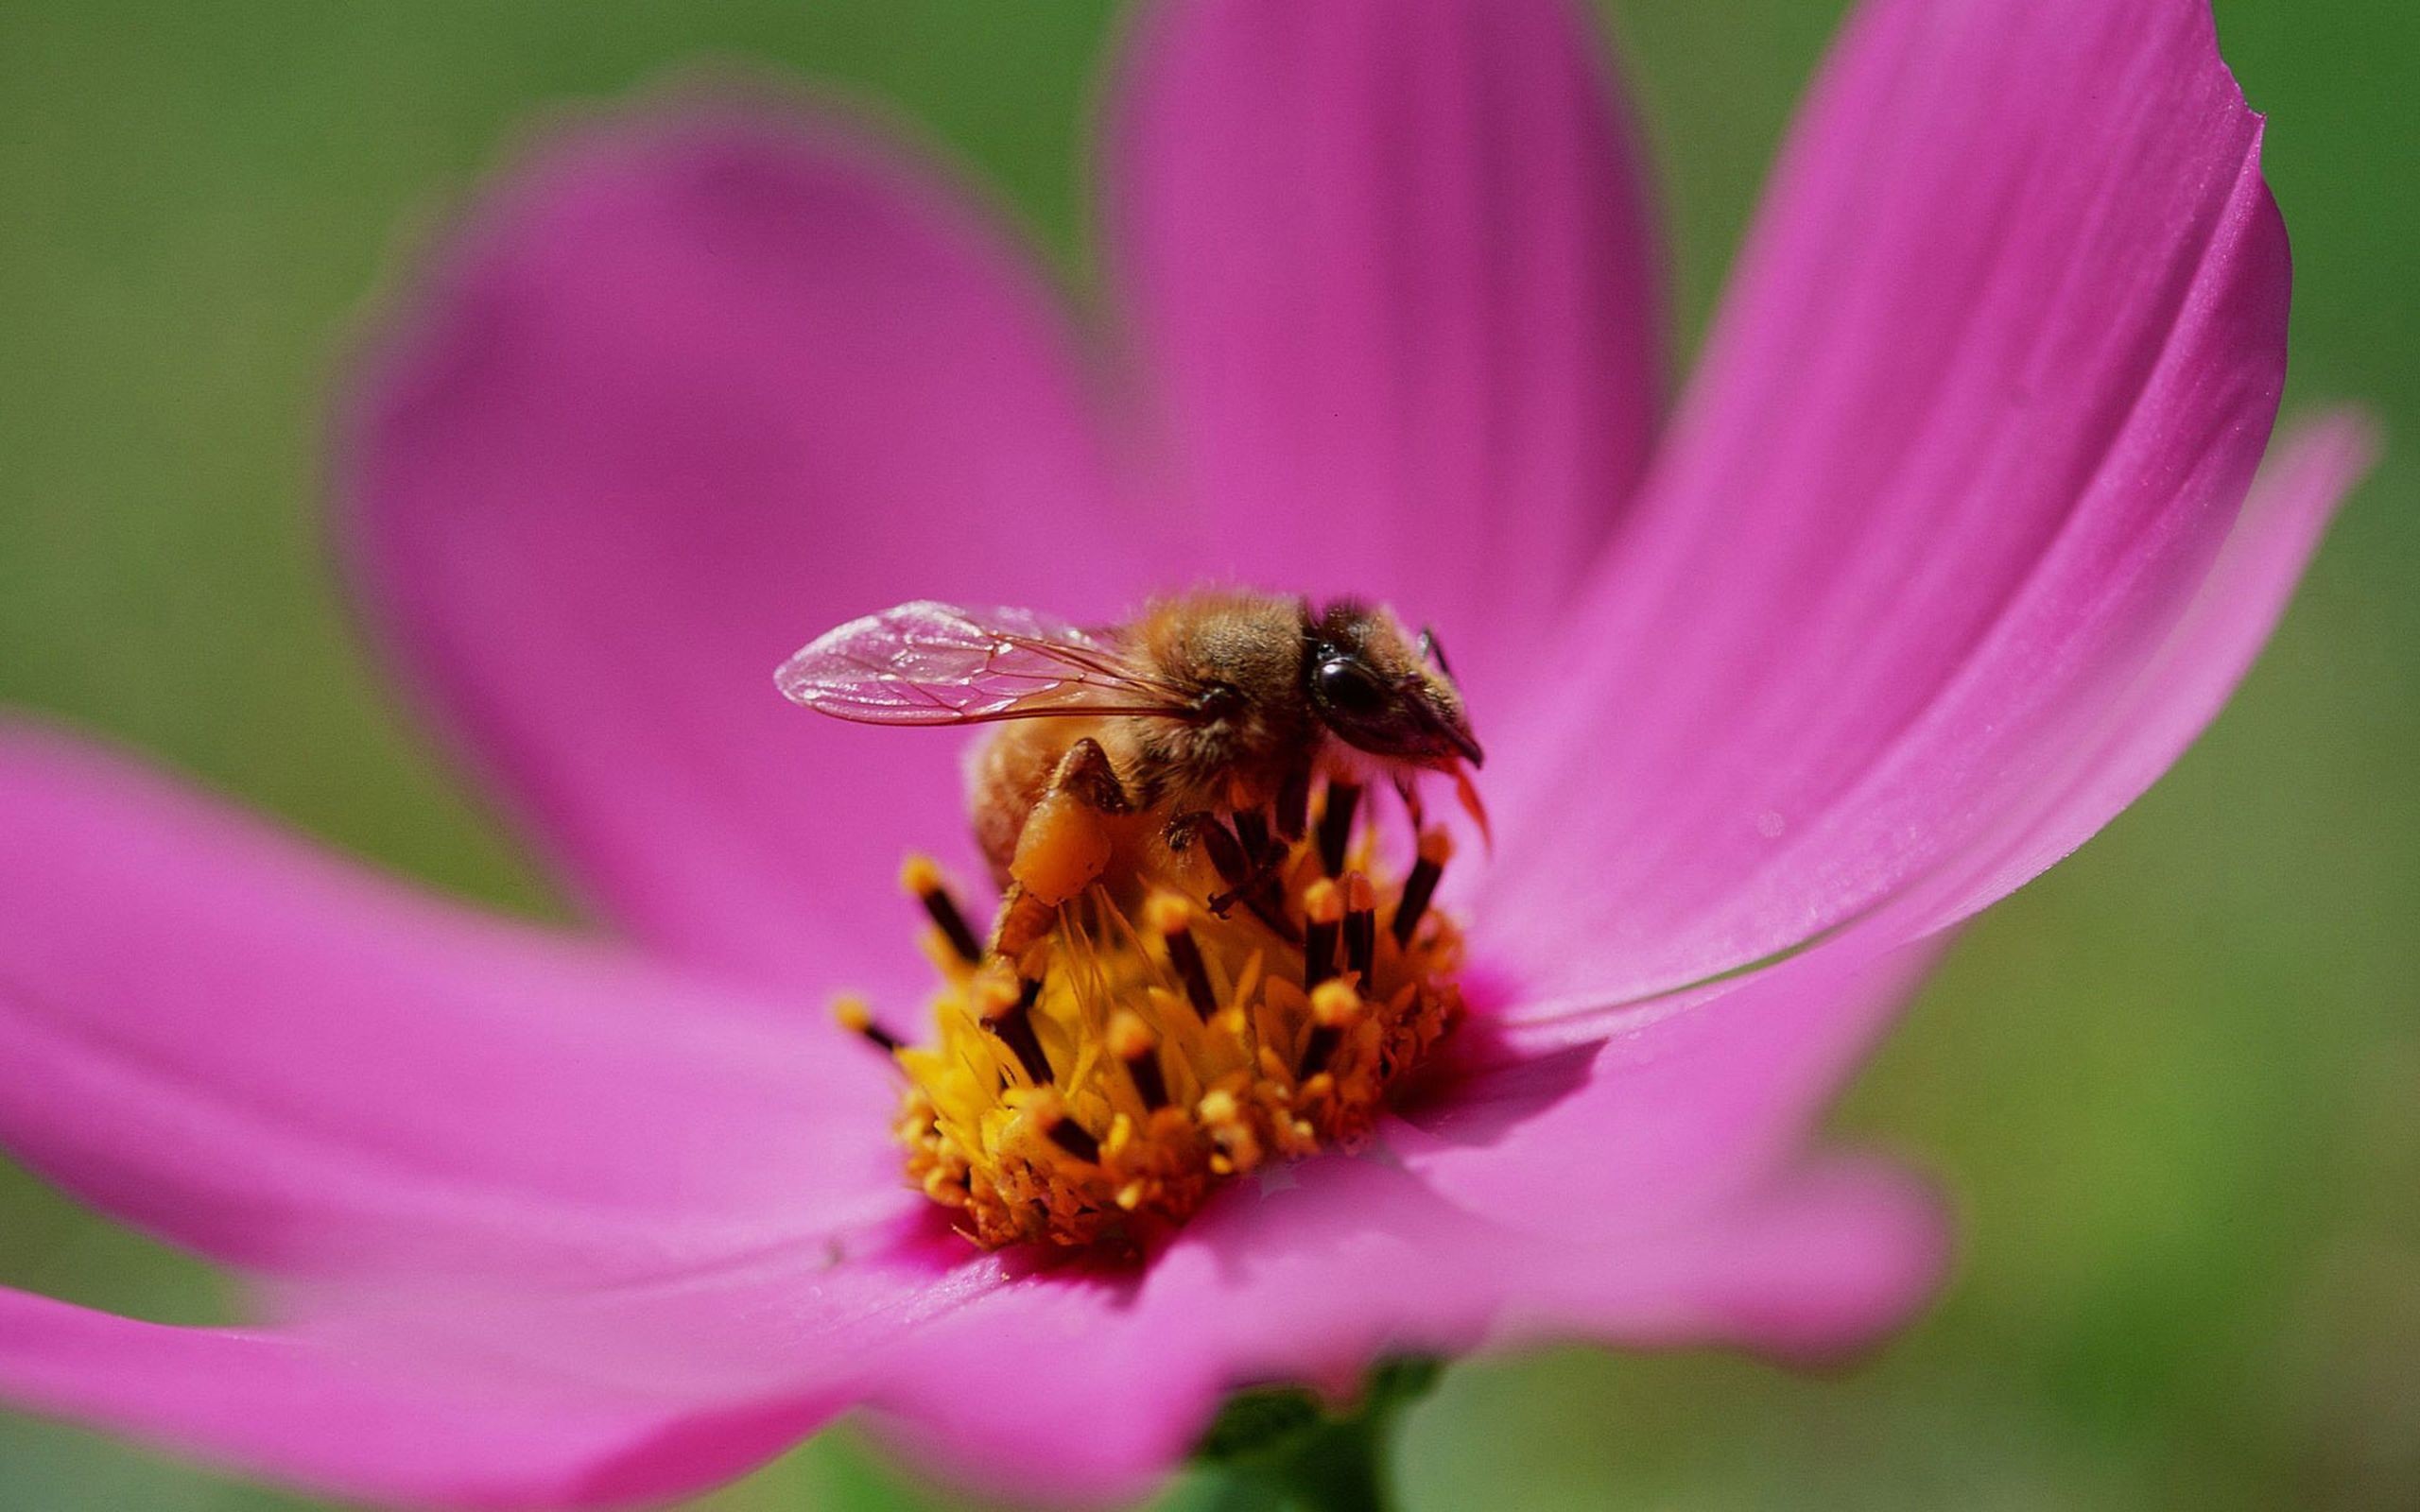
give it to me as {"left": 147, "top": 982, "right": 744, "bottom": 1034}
{"left": 0, "top": 722, "right": 909, "bottom": 1285}
{"left": 1872, "top": 413, "right": 2379, "bottom": 941}
{"left": 344, "top": 97, "right": 1154, "bottom": 998}
{"left": 0, "top": 1289, "right": 839, "bottom": 1511}
{"left": 1394, "top": 942, "right": 1949, "bottom": 1359}
{"left": 1103, "top": 0, "right": 1663, "bottom": 704}
{"left": 1799, "top": 413, "right": 2382, "bottom": 948}
{"left": 1403, "top": 939, "right": 1944, "bottom": 1230}
{"left": 1509, "top": 412, "right": 2374, "bottom": 1042}
{"left": 1512, "top": 1154, "right": 1950, "bottom": 1358}
{"left": 1478, "top": 0, "right": 2302, "bottom": 1009}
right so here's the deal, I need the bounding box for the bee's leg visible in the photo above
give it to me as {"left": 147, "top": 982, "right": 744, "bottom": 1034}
{"left": 1164, "top": 809, "right": 1230, "bottom": 886}
{"left": 1177, "top": 810, "right": 1303, "bottom": 942}
{"left": 992, "top": 739, "right": 1132, "bottom": 961}
{"left": 1227, "top": 809, "right": 1299, "bottom": 923}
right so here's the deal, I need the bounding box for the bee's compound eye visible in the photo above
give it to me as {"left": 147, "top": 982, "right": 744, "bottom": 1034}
{"left": 1314, "top": 657, "right": 1391, "bottom": 716}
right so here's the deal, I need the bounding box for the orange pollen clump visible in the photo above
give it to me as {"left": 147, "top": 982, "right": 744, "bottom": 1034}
{"left": 837, "top": 781, "right": 1465, "bottom": 1252}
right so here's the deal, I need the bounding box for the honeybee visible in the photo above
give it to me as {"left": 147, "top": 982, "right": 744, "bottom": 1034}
{"left": 778, "top": 590, "right": 1483, "bottom": 958}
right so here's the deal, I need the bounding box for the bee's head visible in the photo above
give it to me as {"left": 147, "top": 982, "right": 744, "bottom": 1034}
{"left": 1301, "top": 601, "right": 1483, "bottom": 768}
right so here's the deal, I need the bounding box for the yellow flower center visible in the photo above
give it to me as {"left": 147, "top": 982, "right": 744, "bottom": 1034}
{"left": 837, "top": 782, "right": 1465, "bottom": 1251}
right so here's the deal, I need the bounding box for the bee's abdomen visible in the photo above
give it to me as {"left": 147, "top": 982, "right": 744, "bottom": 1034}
{"left": 969, "top": 716, "right": 1178, "bottom": 885}
{"left": 966, "top": 722, "right": 1070, "bottom": 885}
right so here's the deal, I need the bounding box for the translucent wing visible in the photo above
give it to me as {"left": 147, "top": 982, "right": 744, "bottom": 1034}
{"left": 777, "top": 600, "right": 1195, "bottom": 726}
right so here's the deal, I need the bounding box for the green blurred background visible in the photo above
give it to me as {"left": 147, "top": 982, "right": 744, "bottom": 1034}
{"left": 1, "top": 1, "right": 2411, "bottom": 1507}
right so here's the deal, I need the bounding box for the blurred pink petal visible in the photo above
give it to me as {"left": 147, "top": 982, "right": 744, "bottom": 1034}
{"left": 0, "top": 1290, "right": 838, "bottom": 1511}
{"left": 1105, "top": 0, "right": 1663, "bottom": 702}
{"left": 1479, "top": 0, "right": 2293, "bottom": 1008}
{"left": 0, "top": 722, "right": 908, "bottom": 1284}
{"left": 345, "top": 102, "right": 1158, "bottom": 998}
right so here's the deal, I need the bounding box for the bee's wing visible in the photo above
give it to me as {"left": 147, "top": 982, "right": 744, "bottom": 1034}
{"left": 777, "top": 600, "right": 1197, "bottom": 725}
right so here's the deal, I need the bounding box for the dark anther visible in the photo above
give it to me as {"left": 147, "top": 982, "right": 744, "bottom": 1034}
{"left": 1163, "top": 917, "right": 1219, "bottom": 1020}
{"left": 1343, "top": 872, "right": 1377, "bottom": 982}
{"left": 1305, "top": 915, "right": 1340, "bottom": 990}
{"left": 1233, "top": 809, "right": 1274, "bottom": 866}
{"left": 1317, "top": 782, "right": 1361, "bottom": 876}
{"left": 1393, "top": 839, "right": 1447, "bottom": 948}
{"left": 1046, "top": 1117, "right": 1101, "bottom": 1163}
{"left": 1275, "top": 765, "right": 1311, "bottom": 844}
{"left": 987, "top": 977, "right": 1054, "bottom": 1085}
{"left": 835, "top": 998, "right": 905, "bottom": 1055}
{"left": 1300, "top": 1023, "right": 1341, "bottom": 1078}
{"left": 1303, "top": 878, "right": 1342, "bottom": 992}
{"left": 916, "top": 877, "right": 984, "bottom": 965}
{"left": 1124, "top": 1044, "right": 1170, "bottom": 1112}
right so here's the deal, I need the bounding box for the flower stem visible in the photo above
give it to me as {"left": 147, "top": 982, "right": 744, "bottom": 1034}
{"left": 1189, "top": 1358, "right": 1441, "bottom": 1512}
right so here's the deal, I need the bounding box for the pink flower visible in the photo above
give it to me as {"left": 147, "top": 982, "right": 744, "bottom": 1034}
{"left": 0, "top": 0, "right": 2372, "bottom": 1505}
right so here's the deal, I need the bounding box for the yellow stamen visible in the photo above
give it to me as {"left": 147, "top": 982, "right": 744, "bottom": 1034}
{"left": 1106, "top": 1009, "right": 1156, "bottom": 1062}
{"left": 1310, "top": 979, "right": 1362, "bottom": 1027}
{"left": 869, "top": 779, "right": 1464, "bottom": 1250}
{"left": 899, "top": 854, "right": 944, "bottom": 897}
{"left": 1143, "top": 891, "right": 1192, "bottom": 936}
